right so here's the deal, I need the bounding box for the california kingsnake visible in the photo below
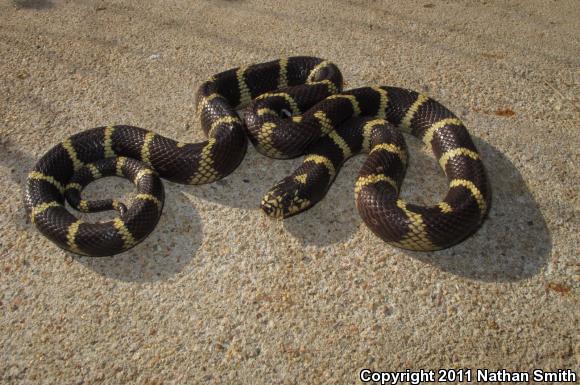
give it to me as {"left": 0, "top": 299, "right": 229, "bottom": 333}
{"left": 24, "top": 57, "right": 490, "bottom": 256}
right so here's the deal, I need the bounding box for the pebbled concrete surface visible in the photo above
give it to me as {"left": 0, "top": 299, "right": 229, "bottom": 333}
{"left": 1, "top": 0, "right": 578, "bottom": 384}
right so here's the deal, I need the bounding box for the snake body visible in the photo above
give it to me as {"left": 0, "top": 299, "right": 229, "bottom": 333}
{"left": 24, "top": 57, "right": 489, "bottom": 256}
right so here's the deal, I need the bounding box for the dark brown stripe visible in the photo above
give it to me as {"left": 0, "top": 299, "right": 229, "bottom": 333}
{"left": 69, "top": 127, "right": 106, "bottom": 164}
{"left": 383, "top": 87, "right": 420, "bottom": 128}
{"left": 209, "top": 125, "right": 247, "bottom": 177}
{"left": 270, "top": 120, "right": 319, "bottom": 157}
{"left": 245, "top": 64, "right": 279, "bottom": 98}
{"left": 34, "top": 144, "right": 74, "bottom": 186}
{"left": 305, "top": 136, "right": 344, "bottom": 169}
{"left": 110, "top": 125, "right": 149, "bottom": 161}
{"left": 75, "top": 222, "right": 126, "bottom": 257}
{"left": 286, "top": 57, "right": 323, "bottom": 85}
{"left": 285, "top": 83, "right": 335, "bottom": 111}
{"left": 213, "top": 68, "right": 241, "bottom": 107}
{"left": 25, "top": 179, "right": 64, "bottom": 210}
{"left": 198, "top": 97, "right": 235, "bottom": 135}
{"left": 34, "top": 206, "right": 77, "bottom": 249}
{"left": 410, "top": 98, "right": 455, "bottom": 138}
{"left": 123, "top": 200, "right": 162, "bottom": 242}
{"left": 358, "top": 150, "right": 406, "bottom": 185}
{"left": 349, "top": 88, "right": 381, "bottom": 116}
{"left": 444, "top": 157, "right": 487, "bottom": 190}
{"left": 356, "top": 189, "right": 405, "bottom": 242}
{"left": 444, "top": 186, "right": 482, "bottom": 216}
{"left": 291, "top": 163, "right": 333, "bottom": 203}
{"left": 333, "top": 117, "right": 367, "bottom": 154}
{"left": 430, "top": 124, "right": 476, "bottom": 159}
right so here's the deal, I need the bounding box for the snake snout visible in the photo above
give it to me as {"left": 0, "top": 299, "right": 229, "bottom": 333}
{"left": 260, "top": 189, "right": 288, "bottom": 219}
{"left": 260, "top": 199, "right": 278, "bottom": 218}
{"left": 261, "top": 179, "right": 312, "bottom": 219}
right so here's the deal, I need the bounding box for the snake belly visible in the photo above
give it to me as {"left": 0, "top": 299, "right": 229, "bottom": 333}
{"left": 24, "top": 57, "right": 489, "bottom": 256}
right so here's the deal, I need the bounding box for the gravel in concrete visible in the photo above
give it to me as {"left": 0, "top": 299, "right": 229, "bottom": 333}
{"left": 1, "top": 0, "right": 578, "bottom": 384}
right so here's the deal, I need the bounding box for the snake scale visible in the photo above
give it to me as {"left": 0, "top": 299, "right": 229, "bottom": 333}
{"left": 24, "top": 57, "right": 490, "bottom": 256}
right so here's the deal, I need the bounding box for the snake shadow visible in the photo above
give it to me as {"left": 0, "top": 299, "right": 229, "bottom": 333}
{"left": 283, "top": 137, "right": 552, "bottom": 282}
{"left": 69, "top": 133, "right": 550, "bottom": 283}
{"left": 12, "top": 0, "right": 53, "bottom": 9}
{"left": 1, "top": 139, "right": 38, "bottom": 233}
{"left": 188, "top": 144, "right": 304, "bottom": 210}
{"left": 1, "top": 138, "right": 200, "bottom": 282}
{"left": 407, "top": 138, "right": 551, "bottom": 282}
{"left": 74, "top": 182, "right": 202, "bottom": 282}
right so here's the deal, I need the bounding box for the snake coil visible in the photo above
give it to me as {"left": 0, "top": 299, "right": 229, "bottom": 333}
{"left": 24, "top": 57, "right": 489, "bottom": 256}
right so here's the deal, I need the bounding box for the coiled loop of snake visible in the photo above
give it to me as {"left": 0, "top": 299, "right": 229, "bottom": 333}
{"left": 24, "top": 57, "right": 489, "bottom": 256}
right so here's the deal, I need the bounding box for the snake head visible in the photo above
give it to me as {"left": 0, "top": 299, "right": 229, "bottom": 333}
{"left": 261, "top": 178, "right": 312, "bottom": 219}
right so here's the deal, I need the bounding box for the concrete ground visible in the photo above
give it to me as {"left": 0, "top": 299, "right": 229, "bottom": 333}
{"left": 1, "top": 0, "right": 578, "bottom": 384}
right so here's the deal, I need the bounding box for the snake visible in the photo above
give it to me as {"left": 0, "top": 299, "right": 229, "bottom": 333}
{"left": 24, "top": 56, "right": 490, "bottom": 256}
